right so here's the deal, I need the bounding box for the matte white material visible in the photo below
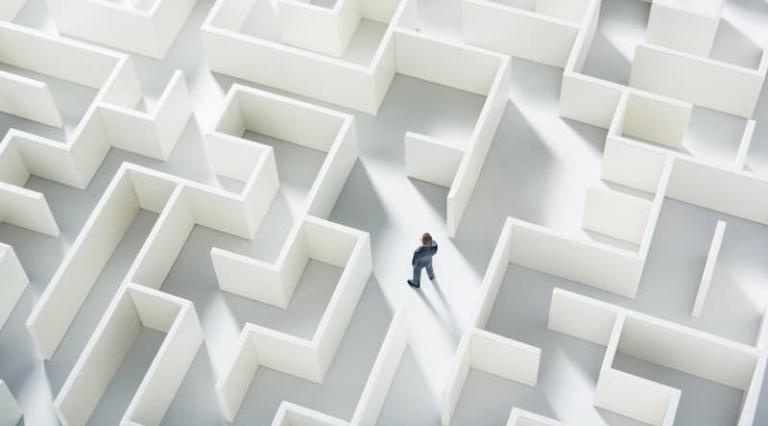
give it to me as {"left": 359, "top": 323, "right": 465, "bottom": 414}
{"left": 0, "top": 243, "right": 29, "bottom": 330}
{"left": 559, "top": 0, "right": 620, "bottom": 128}
{"left": 559, "top": 73, "right": 623, "bottom": 129}
{"left": 208, "top": 84, "right": 358, "bottom": 220}
{"left": 215, "top": 218, "right": 372, "bottom": 421}
{"left": 462, "top": 0, "right": 582, "bottom": 68}
{"left": 211, "top": 224, "right": 307, "bottom": 308}
{"left": 16, "top": 84, "right": 365, "bottom": 422}
{"left": 595, "top": 366, "right": 680, "bottom": 426}
{"left": 559, "top": 0, "right": 765, "bottom": 125}
{"left": 630, "top": 43, "right": 768, "bottom": 118}
{"left": 0, "top": 70, "right": 62, "bottom": 127}
{"left": 0, "top": 380, "right": 22, "bottom": 426}
{"left": 469, "top": 213, "right": 646, "bottom": 342}
{"left": 582, "top": 187, "right": 653, "bottom": 246}
{"left": 611, "top": 91, "right": 692, "bottom": 150}
{"left": 645, "top": 0, "right": 722, "bottom": 56}
{"left": 100, "top": 70, "right": 192, "bottom": 160}
{"left": 404, "top": 132, "right": 463, "bottom": 188}
{"left": 621, "top": 313, "right": 758, "bottom": 390}
{"left": 601, "top": 137, "right": 670, "bottom": 194}
{"left": 26, "top": 149, "right": 278, "bottom": 359}
{"left": 667, "top": 158, "right": 768, "bottom": 225}
{"left": 201, "top": 0, "right": 404, "bottom": 114}
{"left": 733, "top": 120, "right": 756, "bottom": 170}
{"left": 443, "top": 44, "right": 510, "bottom": 235}
{"left": 267, "top": 309, "right": 408, "bottom": 426}
{"left": 441, "top": 329, "right": 541, "bottom": 425}
{"left": 691, "top": 220, "right": 726, "bottom": 318}
{"left": 739, "top": 352, "right": 768, "bottom": 426}
{"left": 470, "top": 329, "right": 540, "bottom": 386}
{"left": 0, "top": 0, "right": 26, "bottom": 21}
{"left": 593, "top": 314, "right": 680, "bottom": 426}
{"left": 470, "top": 218, "right": 516, "bottom": 329}
{"left": 0, "top": 22, "right": 191, "bottom": 237}
{"left": 4, "top": 1, "right": 768, "bottom": 424}
{"left": 202, "top": 0, "right": 510, "bottom": 235}
{"left": 209, "top": 85, "right": 358, "bottom": 307}
{"left": 276, "top": 0, "right": 361, "bottom": 57}
{"left": 271, "top": 402, "right": 348, "bottom": 426}
{"left": 392, "top": 26, "right": 512, "bottom": 236}
{"left": 601, "top": 134, "right": 768, "bottom": 228}
{"left": 46, "top": 0, "right": 198, "bottom": 58}
{"left": 507, "top": 218, "right": 644, "bottom": 298}
{"left": 547, "top": 289, "right": 620, "bottom": 346}
{"left": 53, "top": 284, "right": 204, "bottom": 426}
{"left": 349, "top": 309, "right": 408, "bottom": 426}
{"left": 548, "top": 288, "right": 763, "bottom": 425}
{"left": 506, "top": 408, "right": 565, "bottom": 426}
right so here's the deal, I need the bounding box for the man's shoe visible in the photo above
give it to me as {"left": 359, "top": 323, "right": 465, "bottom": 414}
{"left": 429, "top": 275, "right": 435, "bottom": 281}
{"left": 408, "top": 280, "right": 420, "bottom": 288}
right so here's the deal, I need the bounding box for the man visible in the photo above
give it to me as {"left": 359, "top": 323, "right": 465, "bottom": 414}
{"left": 408, "top": 233, "right": 438, "bottom": 288}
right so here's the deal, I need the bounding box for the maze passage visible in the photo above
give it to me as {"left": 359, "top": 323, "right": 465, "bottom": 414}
{"left": 2, "top": 0, "right": 768, "bottom": 425}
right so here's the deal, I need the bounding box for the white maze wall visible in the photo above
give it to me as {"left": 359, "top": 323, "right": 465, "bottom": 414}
{"left": 1, "top": 0, "right": 768, "bottom": 425}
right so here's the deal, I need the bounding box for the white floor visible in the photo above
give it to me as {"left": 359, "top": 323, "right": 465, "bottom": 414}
{"left": 2, "top": 0, "right": 768, "bottom": 425}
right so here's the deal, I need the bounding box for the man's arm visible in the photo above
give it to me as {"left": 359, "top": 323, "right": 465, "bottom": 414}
{"left": 431, "top": 242, "right": 438, "bottom": 255}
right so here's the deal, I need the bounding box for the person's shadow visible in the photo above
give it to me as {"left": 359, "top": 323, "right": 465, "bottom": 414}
{"left": 431, "top": 278, "right": 460, "bottom": 321}
{"left": 414, "top": 278, "right": 463, "bottom": 341}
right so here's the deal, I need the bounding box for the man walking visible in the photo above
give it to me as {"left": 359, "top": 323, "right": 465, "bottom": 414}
{"left": 408, "top": 233, "right": 438, "bottom": 288}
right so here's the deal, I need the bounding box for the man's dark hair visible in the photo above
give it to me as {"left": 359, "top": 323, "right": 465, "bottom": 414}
{"left": 422, "top": 233, "right": 432, "bottom": 245}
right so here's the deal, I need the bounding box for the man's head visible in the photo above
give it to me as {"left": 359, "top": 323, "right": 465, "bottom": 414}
{"left": 421, "top": 233, "right": 433, "bottom": 246}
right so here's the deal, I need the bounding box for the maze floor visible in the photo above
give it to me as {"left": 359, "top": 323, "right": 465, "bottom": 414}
{"left": 2, "top": 0, "right": 768, "bottom": 425}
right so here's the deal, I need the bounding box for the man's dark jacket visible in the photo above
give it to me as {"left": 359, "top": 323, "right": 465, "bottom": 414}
{"left": 412, "top": 241, "right": 438, "bottom": 265}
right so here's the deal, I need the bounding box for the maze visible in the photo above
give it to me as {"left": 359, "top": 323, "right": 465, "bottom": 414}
{"left": 1, "top": 0, "right": 768, "bottom": 425}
